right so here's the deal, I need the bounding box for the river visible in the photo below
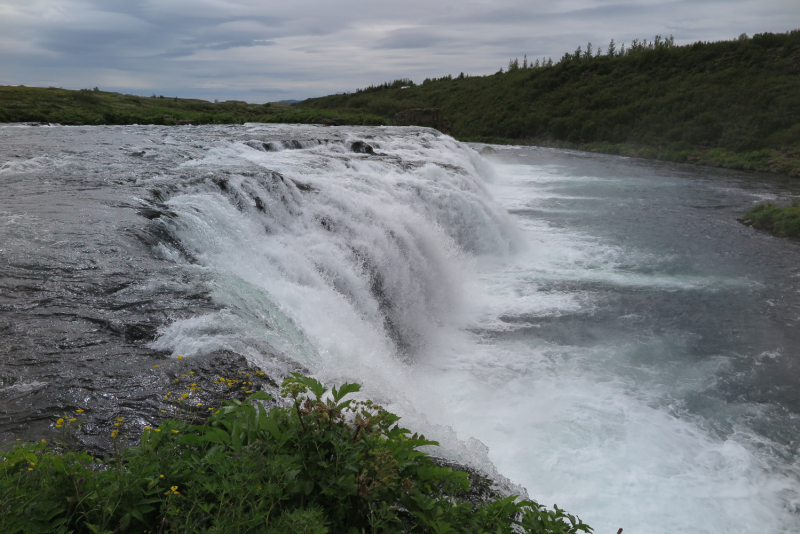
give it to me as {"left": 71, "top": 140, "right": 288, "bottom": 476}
{"left": 1, "top": 124, "right": 799, "bottom": 533}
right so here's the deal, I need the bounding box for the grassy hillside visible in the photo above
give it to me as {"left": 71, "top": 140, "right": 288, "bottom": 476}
{"left": 0, "top": 85, "right": 386, "bottom": 127}
{"left": 300, "top": 31, "right": 800, "bottom": 176}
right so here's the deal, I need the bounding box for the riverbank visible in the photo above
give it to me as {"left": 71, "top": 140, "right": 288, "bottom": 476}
{"left": 469, "top": 137, "right": 800, "bottom": 177}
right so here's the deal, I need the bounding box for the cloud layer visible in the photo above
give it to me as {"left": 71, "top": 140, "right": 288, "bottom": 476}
{"left": 0, "top": 0, "right": 797, "bottom": 102}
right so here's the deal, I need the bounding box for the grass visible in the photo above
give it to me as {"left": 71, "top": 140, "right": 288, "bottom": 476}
{"left": 741, "top": 202, "right": 800, "bottom": 237}
{"left": 1, "top": 374, "right": 591, "bottom": 534}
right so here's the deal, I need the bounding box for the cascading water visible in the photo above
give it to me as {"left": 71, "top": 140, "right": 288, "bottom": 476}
{"left": 2, "top": 123, "right": 799, "bottom": 533}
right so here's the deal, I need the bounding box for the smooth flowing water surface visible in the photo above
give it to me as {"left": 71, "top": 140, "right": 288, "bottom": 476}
{"left": 1, "top": 124, "right": 799, "bottom": 533}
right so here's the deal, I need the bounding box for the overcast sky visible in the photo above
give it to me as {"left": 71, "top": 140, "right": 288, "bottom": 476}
{"left": 1, "top": 0, "right": 798, "bottom": 103}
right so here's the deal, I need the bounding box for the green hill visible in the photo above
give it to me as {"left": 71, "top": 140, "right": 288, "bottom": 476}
{"left": 299, "top": 30, "right": 800, "bottom": 176}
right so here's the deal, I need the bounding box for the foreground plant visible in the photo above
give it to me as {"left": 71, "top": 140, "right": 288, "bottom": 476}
{"left": 1, "top": 374, "right": 591, "bottom": 534}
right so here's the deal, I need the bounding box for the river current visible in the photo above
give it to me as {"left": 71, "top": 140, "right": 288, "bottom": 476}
{"left": 1, "top": 124, "right": 799, "bottom": 533}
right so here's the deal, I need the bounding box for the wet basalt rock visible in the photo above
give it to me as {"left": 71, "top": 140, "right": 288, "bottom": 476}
{"left": 1, "top": 349, "right": 305, "bottom": 455}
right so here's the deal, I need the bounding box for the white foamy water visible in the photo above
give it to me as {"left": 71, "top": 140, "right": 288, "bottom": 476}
{"left": 143, "top": 125, "right": 800, "bottom": 533}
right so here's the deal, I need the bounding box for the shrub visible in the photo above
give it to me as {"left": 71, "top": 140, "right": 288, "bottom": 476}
{"left": 743, "top": 202, "right": 800, "bottom": 237}
{"left": 1, "top": 374, "right": 591, "bottom": 534}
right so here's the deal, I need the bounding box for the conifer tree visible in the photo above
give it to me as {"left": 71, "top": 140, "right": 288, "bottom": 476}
{"left": 585, "top": 42, "right": 593, "bottom": 58}
{"left": 523, "top": 55, "right": 528, "bottom": 69}
{"left": 608, "top": 38, "right": 616, "bottom": 56}
{"left": 534, "top": 58, "right": 540, "bottom": 68}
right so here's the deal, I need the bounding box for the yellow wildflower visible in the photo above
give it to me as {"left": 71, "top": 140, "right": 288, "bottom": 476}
{"left": 75, "top": 409, "right": 84, "bottom": 413}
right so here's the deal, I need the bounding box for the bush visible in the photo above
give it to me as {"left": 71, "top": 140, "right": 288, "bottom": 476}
{"left": 1, "top": 374, "right": 591, "bottom": 534}
{"left": 743, "top": 202, "right": 800, "bottom": 237}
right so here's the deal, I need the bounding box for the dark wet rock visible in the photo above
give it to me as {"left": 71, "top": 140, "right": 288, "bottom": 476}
{"left": 0, "top": 349, "right": 306, "bottom": 455}
{"left": 350, "top": 141, "right": 375, "bottom": 154}
{"left": 393, "top": 109, "right": 452, "bottom": 135}
{"left": 291, "top": 179, "right": 316, "bottom": 192}
{"left": 136, "top": 207, "right": 176, "bottom": 220}
{"left": 430, "top": 457, "right": 506, "bottom": 506}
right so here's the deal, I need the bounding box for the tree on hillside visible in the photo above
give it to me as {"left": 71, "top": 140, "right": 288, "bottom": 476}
{"left": 608, "top": 38, "right": 616, "bottom": 56}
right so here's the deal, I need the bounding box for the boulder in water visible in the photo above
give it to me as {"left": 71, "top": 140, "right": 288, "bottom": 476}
{"left": 350, "top": 140, "right": 375, "bottom": 154}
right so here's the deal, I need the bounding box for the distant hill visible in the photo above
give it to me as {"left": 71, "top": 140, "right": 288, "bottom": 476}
{"left": 0, "top": 87, "right": 385, "bottom": 128}
{"left": 278, "top": 99, "right": 301, "bottom": 103}
{"left": 299, "top": 30, "right": 800, "bottom": 176}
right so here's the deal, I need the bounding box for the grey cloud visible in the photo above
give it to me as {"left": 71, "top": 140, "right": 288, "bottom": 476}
{"left": 376, "top": 29, "right": 451, "bottom": 49}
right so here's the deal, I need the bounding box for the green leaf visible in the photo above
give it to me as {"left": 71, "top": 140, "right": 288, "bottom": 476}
{"left": 331, "top": 382, "right": 360, "bottom": 403}
{"left": 198, "top": 427, "right": 231, "bottom": 445}
{"left": 289, "top": 373, "right": 327, "bottom": 399}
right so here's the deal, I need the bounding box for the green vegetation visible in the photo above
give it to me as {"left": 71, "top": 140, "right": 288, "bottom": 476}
{"left": 1, "top": 374, "right": 590, "bottom": 534}
{"left": 299, "top": 30, "right": 800, "bottom": 176}
{"left": 741, "top": 202, "right": 800, "bottom": 237}
{"left": 0, "top": 86, "right": 387, "bottom": 127}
